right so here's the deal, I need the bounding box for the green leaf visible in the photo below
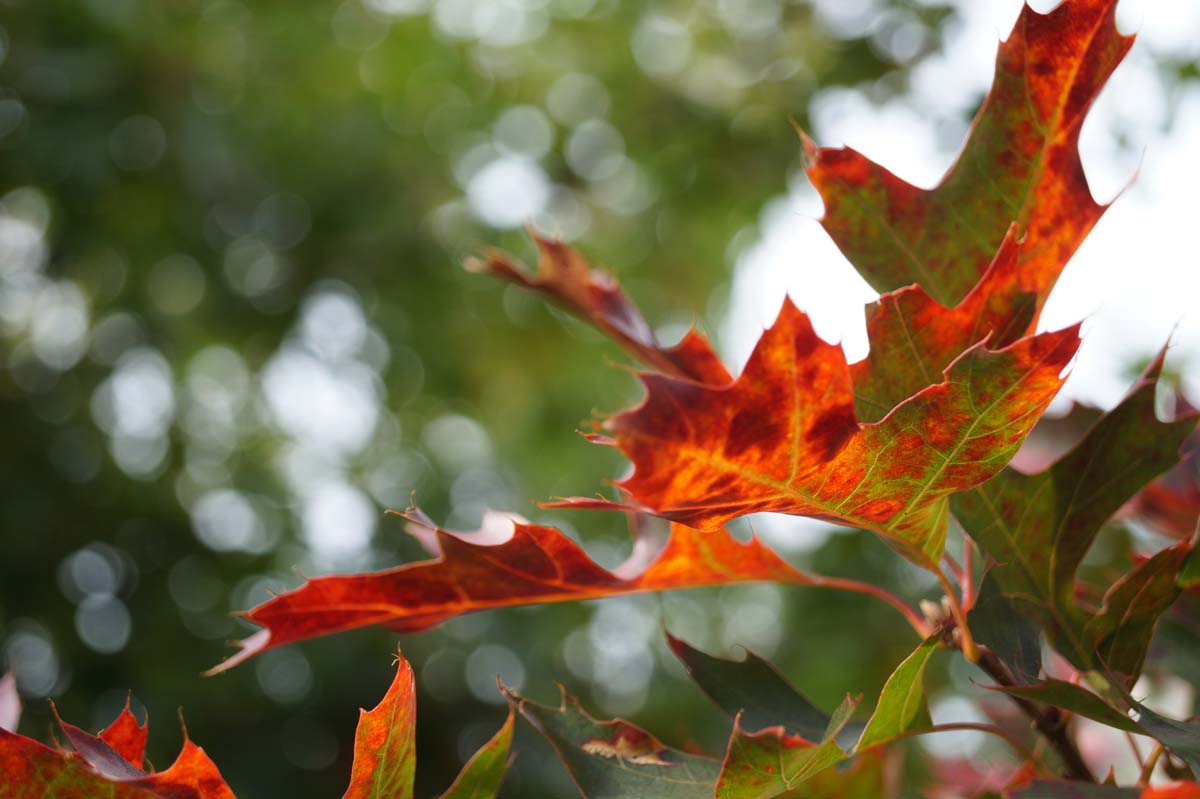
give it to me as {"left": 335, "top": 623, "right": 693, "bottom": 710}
{"left": 343, "top": 653, "right": 417, "bottom": 799}
{"left": 995, "top": 675, "right": 1200, "bottom": 775}
{"left": 970, "top": 572, "right": 1043, "bottom": 685}
{"left": 437, "top": 710, "right": 514, "bottom": 799}
{"left": 953, "top": 354, "right": 1196, "bottom": 672}
{"left": 503, "top": 684, "right": 720, "bottom": 799}
{"left": 1084, "top": 542, "right": 1191, "bottom": 677}
{"left": 1180, "top": 545, "right": 1200, "bottom": 589}
{"left": 1126, "top": 701, "right": 1200, "bottom": 775}
{"left": 854, "top": 637, "right": 938, "bottom": 751}
{"left": 715, "top": 722, "right": 848, "bottom": 799}
{"left": 714, "top": 694, "right": 860, "bottom": 799}
{"left": 985, "top": 679, "right": 1141, "bottom": 733}
{"left": 666, "top": 632, "right": 835, "bottom": 743}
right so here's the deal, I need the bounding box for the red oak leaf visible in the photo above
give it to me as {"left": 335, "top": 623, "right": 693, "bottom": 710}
{"left": 99, "top": 695, "right": 149, "bottom": 770}
{"left": 803, "top": 0, "right": 1130, "bottom": 312}
{"left": 554, "top": 299, "right": 1080, "bottom": 570}
{"left": 208, "top": 508, "right": 822, "bottom": 673}
{"left": 0, "top": 702, "right": 235, "bottom": 799}
{"left": 342, "top": 653, "right": 416, "bottom": 799}
{"left": 343, "top": 650, "right": 513, "bottom": 799}
{"left": 851, "top": 226, "right": 1035, "bottom": 422}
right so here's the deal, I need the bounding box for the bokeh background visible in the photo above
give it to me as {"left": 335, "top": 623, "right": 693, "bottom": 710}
{"left": 2, "top": 0, "right": 1198, "bottom": 795}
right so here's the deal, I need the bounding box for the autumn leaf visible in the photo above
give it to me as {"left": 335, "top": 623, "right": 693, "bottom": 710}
{"left": 209, "top": 507, "right": 819, "bottom": 673}
{"left": 469, "top": 233, "right": 730, "bottom": 385}
{"left": 555, "top": 298, "right": 1079, "bottom": 570}
{"left": 715, "top": 696, "right": 858, "bottom": 798}
{"left": 0, "top": 673, "right": 18, "bottom": 734}
{"left": 343, "top": 652, "right": 417, "bottom": 799}
{"left": 0, "top": 700, "right": 236, "bottom": 799}
{"left": 677, "top": 634, "right": 939, "bottom": 796}
{"left": 953, "top": 353, "right": 1197, "bottom": 674}
{"left": 99, "top": 695, "right": 149, "bottom": 770}
{"left": 851, "top": 227, "right": 1035, "bottom": 423}
{"left": 342, "top": 650, "right": 515, "bottom": 799}
{"left": 717, "top": 741, "right": 888, "bottom": 799}
{"left": 803, "top": 0, "right": 1131, "bottom": 313}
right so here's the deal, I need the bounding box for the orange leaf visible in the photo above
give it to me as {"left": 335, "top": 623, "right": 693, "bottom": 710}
{"left": 99, "top": 695, "right": 148, "bottom": 770}
{"left": 554, "top": 300, "right": 1079, "bottom": 570}
{"left": 0, "top": 703, "right": 234, "bottom": 799}
{"left": 208, "top": 508, "right": 812, "bottom": 673}
{"left": 342, "top": 652, "right": 416, "bottom": 799}
{"left": 851, "top": 226, "right": 1035, "bottom": 422}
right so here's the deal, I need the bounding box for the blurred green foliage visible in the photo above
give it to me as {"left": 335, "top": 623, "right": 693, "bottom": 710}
{"left": 1, "top": 0, "right": 1189, "bottom": 796}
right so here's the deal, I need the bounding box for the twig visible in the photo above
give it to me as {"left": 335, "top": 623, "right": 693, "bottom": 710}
{"left": 935, "top": 564, "right": 979, "bottom": 662}
{"left": 804, "top": 573, "right": 932, "bottom": 639}
{"left": 961, "top": 537, "right": 977, "bottom": 612}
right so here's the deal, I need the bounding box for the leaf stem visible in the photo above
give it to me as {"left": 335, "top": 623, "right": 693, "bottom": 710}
{"left": 961, "top": 537, "right": 976, "bottom": 612}
{"left": 1139, "top": 742, "right": 1165, "bottom": 784}
{"left": 859, "top": 722, "right": 1042, "bottom": 768}
{"left": 805, "top": 574, "right": 932, "bottom": 639}
{"left": 934, "top": 564, "right": 979, "bottom": 662}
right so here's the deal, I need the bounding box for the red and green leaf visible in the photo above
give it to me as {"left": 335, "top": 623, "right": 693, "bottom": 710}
{"left": 343, "top": 653, "right": 417, "bottom": 799}
{"left": 503, "top": 683, "right": 723, "bottom": 798}
{"left": 677, "top": 634, "right": 938, "bottom": 796}
{"left": 804, "top": 0, "right": 1130, "bottom": 313}
{"left": 953, "top": 354, "right": 1197, "bottom": 673}
{"left": 851, "top": 227, "right": 1034, "bottom": 422}
{"left": 716, "top": 705, "right": 854, "bottom": 799}
{"left": 0, "top": 703, "right": 236, "bottom": 799}
{"left": 717, "top": 738, "right": 887, "bottom": 799}
{"left": 342, "top": 650, "right": 515, "bottom": 799}
{"left": 557, "top": 299, "right": 1078, "bottom": 570}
